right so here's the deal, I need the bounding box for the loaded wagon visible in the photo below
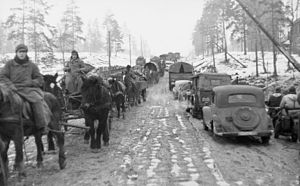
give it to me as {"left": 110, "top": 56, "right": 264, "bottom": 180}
{"left": 144, "top": 62, "right": 160, "bottom": 84}
{"left": 168, "top": 62, "right": 193, "bottom": 91}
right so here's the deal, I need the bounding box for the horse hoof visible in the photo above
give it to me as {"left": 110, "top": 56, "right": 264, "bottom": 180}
{"left": 104, "top": 142, "right": 109, "bottom": 146}
{"left": 36, "top": 162, "right": 44, "bottom": 168}
{"left": 84, "top": 139, "right": 89, "bottom": 144}
{"left": 59, "top": 159, "right": 67, "bottom": 170}
{"left": 91, "top": 149, "right": 100, "bottom": 153}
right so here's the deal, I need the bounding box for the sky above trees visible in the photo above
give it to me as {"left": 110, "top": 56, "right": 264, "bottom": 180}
{"left": 0, "top": 0, "right": 204, "bottom": 56}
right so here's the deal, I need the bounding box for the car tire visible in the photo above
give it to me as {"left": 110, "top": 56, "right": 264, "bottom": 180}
{"left": 261, "top": 136, "right": 270, "bottom": 144}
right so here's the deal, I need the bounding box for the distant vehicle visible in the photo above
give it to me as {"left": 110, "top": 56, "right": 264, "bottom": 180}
{"left": 165, "top": 60, "right": 174, "bottom": 71}
{"left": 172, "top": 80, "right": 192, "bottom": 100}
{"left": 202, "top": 85, "right": 273, "bottom": 144}
{"left": 136, "top": 56, "right": 146, "bottom": 66}
{"left": 189, "top": 73, "right": 231, "bottom": 119}
{"left": 168, "top": 62, "right": 193, "bottom": 91}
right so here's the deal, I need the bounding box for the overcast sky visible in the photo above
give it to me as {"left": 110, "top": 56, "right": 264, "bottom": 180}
{"left": 0, "top": 0, "right": 204, "bottom": 56}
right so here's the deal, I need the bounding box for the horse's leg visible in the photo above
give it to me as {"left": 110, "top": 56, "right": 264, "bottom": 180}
{"left": 95, "top": 119, "right": 101, "bottom": 150}
{"left": 83, "top": 117, "right": 90, "bottom": 144}
{"left": 2, "top": 138, "right": 10, "bottom": 180}
{"left": 49, "top": 121, "right": 66, "bottom": 170}
{"left": 142, "top": 89, "right": 146, "bottom": 102}
{"left": 89, "top": 119, "right": 96, "bottom": 149}
{"left": 121, "top": 95, "right": 125, "bottom": 119}
{"left": 116, "top": 96, "right": 121, "bottom": 118}
{"left": 102, "top": 109, "right": 110, "bottom": 146}
{"left": 54, "top": 132, "right": 66, "bottom": 169}
{"left": 12, "top": 128, "right": 26, "bottom": 178}
{"left": 47, "top": 131, "right": 55, "bottom": 151}
{"left": 34, "top": 132, "right": 44, "bottom": 168}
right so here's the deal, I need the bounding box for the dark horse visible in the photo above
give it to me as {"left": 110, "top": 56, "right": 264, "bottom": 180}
{"left": 43, "top": 73, "right": 65, "bottom": 151}
{"left": 81, "top": 76, "right": 111, "bottom": 152}
{"left": 108, "top": 78, "right": 126, "bottom": 119}
{"left": 0, "top": 136, "right": 7, "bottom": 186}
{"left": 0, "top": 84, "right": 66, "bottom": 181}
{"left": 124, "top": 74, "right": 140, "bottom": 106}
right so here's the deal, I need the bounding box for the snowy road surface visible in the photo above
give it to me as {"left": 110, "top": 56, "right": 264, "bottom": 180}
{"left": 7, "top": 73, "right": 300, "bottom": 186}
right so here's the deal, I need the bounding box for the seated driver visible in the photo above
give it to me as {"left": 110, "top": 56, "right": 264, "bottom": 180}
{"left": 279, "top": 86, "right": 300, "bottom": 117}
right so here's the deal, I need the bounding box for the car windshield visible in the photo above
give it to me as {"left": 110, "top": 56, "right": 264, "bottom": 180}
{"left": 228, "top": 94, "right": 256, "bottom": 103}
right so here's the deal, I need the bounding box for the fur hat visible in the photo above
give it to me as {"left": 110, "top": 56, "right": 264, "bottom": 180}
{"left": 275, "top": 86, "right": 281, "bottom": 93}
{"left": 289, "top": 86, "right": 296, "bottom": 94}
{"left": 15, "top": 44, "right": 28, "bottom": 53}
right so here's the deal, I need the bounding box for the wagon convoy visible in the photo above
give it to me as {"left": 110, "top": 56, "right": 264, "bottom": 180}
{"left": 1, "top": 52, "right": 299, "bottom": 184}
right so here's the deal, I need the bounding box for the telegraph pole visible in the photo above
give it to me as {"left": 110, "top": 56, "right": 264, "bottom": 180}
{"left": 129, "top": 34, "right": 132, "bottom": 66}
{"left": 108, "top": 31, "right": 111, "bottom": 74}
{"left": 140, "top": 37, "right": 143, "bottom": 57}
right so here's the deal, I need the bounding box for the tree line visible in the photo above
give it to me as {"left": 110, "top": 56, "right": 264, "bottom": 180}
{"left": 192, "top": 0, "right": 300, "bottom": 76}
{"left": 0, "top": 0, "right": 142, "bottom": 63}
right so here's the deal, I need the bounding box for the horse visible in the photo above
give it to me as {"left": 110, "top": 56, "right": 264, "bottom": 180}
{"left": 81, "top": 76, "right": 112, "bottom": 152}
{"left": 0, "top": 136, "right": 7, "bottom": 186}
{"left": 43, "top": 73, "right": 66, "bottom": 151}
{"left": 124, "top": 74, "right": 140, "bottom": 106}
{"left": 0, "top": 85, "right": 66, "bottom": 180}
{"left": 43, "top": 73, "right": 92, "bottom": 145}
{"left": 108, "top": 78, "right": 126, "bottom": 119}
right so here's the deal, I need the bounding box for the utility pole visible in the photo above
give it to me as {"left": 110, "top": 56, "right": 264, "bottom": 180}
{"left": 140, "top": 37, "right": 143, "bottom": 57}
{"left": 108, "top": 31, "right": 111, "bottom": 75}
{"left": 22, "top": 0, "right": 25, "bottom": 44}
{"left": 235, "top": 0, "right": 300, "bottom": 72}
{"left": 129, "top": 34, "right": 132, "bottom": 66}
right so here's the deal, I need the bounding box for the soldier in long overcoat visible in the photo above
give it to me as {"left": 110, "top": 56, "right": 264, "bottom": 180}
{"left": 0, "top": 44, "right": 47, "bottom": 132}
{"left": 64, "top": 50, "right": 90, "bottom": 94}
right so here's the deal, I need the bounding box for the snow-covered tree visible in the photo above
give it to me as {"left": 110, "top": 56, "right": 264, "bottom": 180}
{"left": 5, "top": 0, "right": 56, "bottom": 63}
{"left": 103, "top": 13, "right": 124, "bottom": 56}
{"left": 61, "top": 0, "right": 85, "bottom": 50}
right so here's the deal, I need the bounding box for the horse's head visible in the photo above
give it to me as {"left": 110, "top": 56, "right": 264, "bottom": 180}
{"left": 43, "top": 73, "right": 59, "bottom": 91}
{"left": 81, "top": 75, "right": 111, "bottom": 114}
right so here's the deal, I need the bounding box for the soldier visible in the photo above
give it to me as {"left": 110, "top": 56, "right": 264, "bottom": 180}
{"left": 0, "top": 44, "right": 47, "bottom": 133}
{"left": 63, "top": 50, "right": 90, "bottom": 94}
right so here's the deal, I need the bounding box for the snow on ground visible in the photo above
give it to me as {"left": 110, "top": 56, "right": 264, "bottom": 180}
{"left": 0, "top": 51, "right": 139, "bottom": 77}
{"left": 187, "top": 51, "right": 300, "bottom": 98}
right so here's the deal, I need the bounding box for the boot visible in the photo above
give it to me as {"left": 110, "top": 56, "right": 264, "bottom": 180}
{"left": 32, "top": 101, "right": 48, "bottom": 134}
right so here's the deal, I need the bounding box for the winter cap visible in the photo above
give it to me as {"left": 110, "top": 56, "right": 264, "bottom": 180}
{"left": 288, "top": 86, "right": 296, "bottom": 94}
{"left": 71, "top": 50, "right": 78, "bottom": 54}
{"left": 15, "top": 44, "right": 28, "bottom": 53}
{"left": 275, "top": 86, "right": 281, "bottom": 93}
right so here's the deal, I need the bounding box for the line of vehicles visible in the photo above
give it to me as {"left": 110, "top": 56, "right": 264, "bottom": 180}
{"left": 169, "top": 63, "right": 299, "bottom": 144}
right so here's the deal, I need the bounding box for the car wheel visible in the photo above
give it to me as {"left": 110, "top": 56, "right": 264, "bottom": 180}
{"left": 261, "top": 136, "right": 270, "bottom": 144}
{"left": 291, "top": 133, "right": 298, "bottom": 142}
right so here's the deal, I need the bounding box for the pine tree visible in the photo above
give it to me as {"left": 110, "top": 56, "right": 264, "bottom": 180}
{"left": 86, "top": 19, "right": 103, "bottom": 53}
{"left": 61, "top": 0, "right": 85, "bottom": 51}
{"left": 103, "top": 14, "right": 124, "bottom": 56}
{"left": 5, "top": 0, "right": 56, "bottom": 63}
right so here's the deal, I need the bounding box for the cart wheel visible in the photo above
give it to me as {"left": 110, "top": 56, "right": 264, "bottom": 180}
{"left": 261, "top": 136, "right": 270, "bottom": 144}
